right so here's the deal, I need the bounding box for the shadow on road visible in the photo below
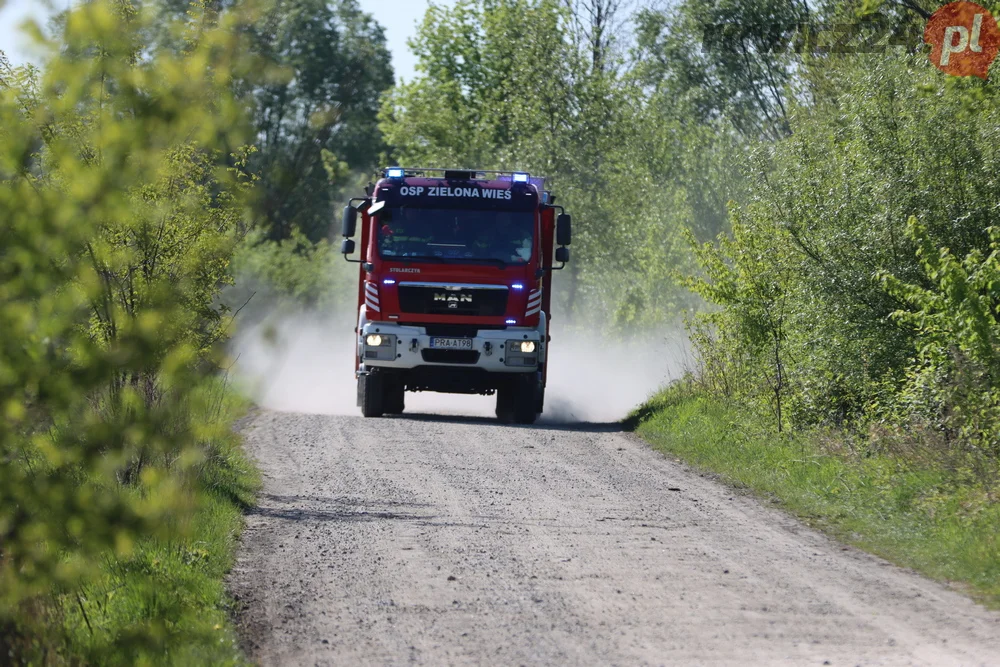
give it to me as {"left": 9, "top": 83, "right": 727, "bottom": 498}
{"left": 386, "top": 411, "right": 625, "bottom": 433}
{"left": 248, "top": 493, "right": 487, "bottom": 528}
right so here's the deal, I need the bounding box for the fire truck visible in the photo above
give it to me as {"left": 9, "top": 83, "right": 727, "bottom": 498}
{"left": 340, "top": 167, "right": 571, "bottom": 424}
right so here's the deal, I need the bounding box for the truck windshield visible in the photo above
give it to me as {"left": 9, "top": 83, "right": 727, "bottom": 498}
{"left": 377, "top": 208, "right": 534, "bottom": 265}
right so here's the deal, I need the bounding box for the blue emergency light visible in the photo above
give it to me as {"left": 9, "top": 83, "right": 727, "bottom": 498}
{"left": 511, "top": 283, "right": 524, "bottom": 290}
{"left": 512, "top": 172, "right": 529, "bottom": 183}
{"left": 386, "top": 167, "right": 405, "bottom": 178}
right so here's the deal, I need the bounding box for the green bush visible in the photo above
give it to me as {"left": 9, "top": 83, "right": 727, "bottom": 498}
{"left": 0, "top": 0, "right": 260, "bottom": 662}
{"left": 684, "top": 49, "right": 1000, "bottom": 453}
{"left": 881, "top": 220, "right": 1000, "bottom": 473}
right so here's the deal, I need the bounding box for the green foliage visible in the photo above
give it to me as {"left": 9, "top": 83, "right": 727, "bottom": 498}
{"left": 58, "top": 378, "right": 258, "bottom": 667}
{"left": 684, "top": 215, "right": 793, "bottom": 430}
{"left": 882, "top": 220, "right": 1000, "bottom": 465}
{"left": 616, "top": 0, "right": 1000, "bottom": 612}
{"left": 0, "top": 1, "right": 259, "bottom": 662}
{"left": 634, "top": 0, "right": 807, "bottom": 139}
{"left": 380, "top": 0, "right": 577, "bottom": 170}
{"left": 686, "top": 48, "right": 1000, "bottom": 445}
{"left": 150, "top": 0, "right": 393, "bottom": 243}
{"left": 246, "top": 0, "right": 393, "bottom": 242}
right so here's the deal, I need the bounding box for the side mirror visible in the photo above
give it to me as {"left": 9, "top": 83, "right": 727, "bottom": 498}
{"left": 341, "top": 205, "right": 357, "bottom": 238}
{"left": 556, "top": 213, "right": 571, "bottom": 246}
{"left": 340, "top": 238, "right": 356, "bottom": 255}
{"left": 555, "top": 246, "right": 569, "bottom": 264}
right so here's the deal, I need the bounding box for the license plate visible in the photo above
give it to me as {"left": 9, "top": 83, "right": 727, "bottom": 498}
{"left": 429, "top": 337, "right": 473, "bottom": 350}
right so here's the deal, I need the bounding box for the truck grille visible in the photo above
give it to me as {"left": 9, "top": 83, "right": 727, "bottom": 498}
{"left": 421, "top": 349, "right": 481, "bottom": 364}
{"left": 398, "top": 284, "right": 508, "bottom": 316}
{"left": 421, "top": 324, "right": 503, "bottom": 337}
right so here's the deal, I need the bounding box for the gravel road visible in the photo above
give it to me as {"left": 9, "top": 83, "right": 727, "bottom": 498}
{"left": 228, "top": 409, "right": 1000, "bottom": 666}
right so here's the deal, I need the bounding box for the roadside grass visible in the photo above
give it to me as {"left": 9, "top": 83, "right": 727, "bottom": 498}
{"left": 628, "top": 384, "right": 1000, "bottom": 609}
{"left": 53, "top": 377, "right": 261, "bottom": 666}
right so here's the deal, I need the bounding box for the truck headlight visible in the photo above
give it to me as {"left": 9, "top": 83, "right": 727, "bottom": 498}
{"left": 505, "top": 339, "right": 539, "bottom": 366}
{"left": 363, "top": 333, "right": 396, "bottom": 361}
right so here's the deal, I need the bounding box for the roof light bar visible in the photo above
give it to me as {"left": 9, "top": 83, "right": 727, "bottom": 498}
{"left": 386, "top": 167, "right": 405, "bottom": 178}
{"left": 512, "top": 172, "right": 529, "bottom": 183}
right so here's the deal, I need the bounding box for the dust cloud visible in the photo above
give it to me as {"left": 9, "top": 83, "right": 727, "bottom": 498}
{"left": 230, "top": 312, "right": 359, "bottom": 416}
{"left": 229, "top": 309, "right": 690, "bottom": 423}
{"left": 541, "top": 329, "right": 690, "bottom": 423}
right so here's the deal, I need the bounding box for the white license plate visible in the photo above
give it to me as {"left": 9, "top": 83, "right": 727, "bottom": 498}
{"left": 429, "top": 337, "right": 473, "bottom": 350}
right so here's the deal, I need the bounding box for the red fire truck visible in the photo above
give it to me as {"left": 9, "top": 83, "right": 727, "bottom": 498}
{"left": 340, "top": 167, "right": 571, "bottom": 424}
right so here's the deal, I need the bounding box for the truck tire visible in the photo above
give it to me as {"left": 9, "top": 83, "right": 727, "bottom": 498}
{"left": 495, "top": 386, "right": 515, "bottom": 423}
{"left": 359, "top": 371, "right": 384, "bottom": 418}
{"left": 512, "top": 374, "right": 539, "bottom": 425}
{"left": 384, "top": 377, "right": 405, "bottom": 415}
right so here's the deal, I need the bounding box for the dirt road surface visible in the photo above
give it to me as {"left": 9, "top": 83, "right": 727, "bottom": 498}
{"left": 228, "top": 409, "right": 1000, "bottom": 666}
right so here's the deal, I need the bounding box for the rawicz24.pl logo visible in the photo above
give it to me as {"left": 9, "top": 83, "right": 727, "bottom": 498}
{"left": 925, "top": 1, "right": 1000, "bottom": 78}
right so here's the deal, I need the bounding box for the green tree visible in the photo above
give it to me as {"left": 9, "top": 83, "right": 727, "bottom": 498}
{"left": 633, "top": 0, "right": 810, "bottom": 140}
{"left": 380, "top": 0, "right": 578, "bottom": 171}
{"left": 247, "top": 0, "right": 393, "bottom": 241}
{"left": 146, "top": 0, "right": 394, "bottom": 242}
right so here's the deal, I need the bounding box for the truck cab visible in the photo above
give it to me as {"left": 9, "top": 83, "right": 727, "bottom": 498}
{"left": 340, "top": 168, "right": 571, "bottom": 424}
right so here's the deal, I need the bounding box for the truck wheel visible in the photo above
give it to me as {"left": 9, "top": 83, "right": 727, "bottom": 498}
{"left": 495, "top": 387, "right": 515, "bottom": 423}
{"left": 512, "top": 374, "right": 539, "bottom": 425}
{"left": 384, "top": 377, "right": 405, "bottom": 415}
{"left": 359, "top": 371, "right": 384, "bottom": 418}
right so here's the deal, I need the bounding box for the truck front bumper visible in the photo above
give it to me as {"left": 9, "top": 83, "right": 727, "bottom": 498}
{"left": 358, "top": 321, "right": 544, "bottom": 374}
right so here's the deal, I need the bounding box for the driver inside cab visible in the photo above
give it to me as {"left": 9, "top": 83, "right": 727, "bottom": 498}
{"left": 496, "top": 213, "right": 531, "bottom": 263}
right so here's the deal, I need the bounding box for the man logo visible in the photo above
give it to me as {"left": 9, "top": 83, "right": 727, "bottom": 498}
{"left": 433, "top": 292, "right": 473, "bottom": 303}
